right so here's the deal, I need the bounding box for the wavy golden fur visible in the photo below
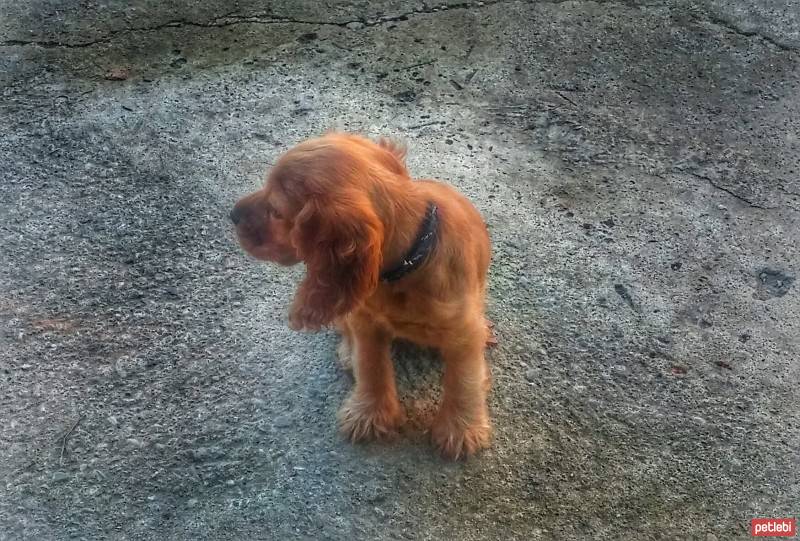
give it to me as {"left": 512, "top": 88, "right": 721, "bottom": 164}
{"left": 231, "top": 133, "right": 492, "bottom": 459}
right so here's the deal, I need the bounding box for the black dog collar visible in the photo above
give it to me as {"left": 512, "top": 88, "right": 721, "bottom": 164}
{"left": 380, "top": 203, "right": 439, "bottom": 283}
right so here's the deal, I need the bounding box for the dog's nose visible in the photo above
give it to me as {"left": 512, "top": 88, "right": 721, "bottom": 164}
{"left": 229, "top": 207, "right": 243, "bottom": 225}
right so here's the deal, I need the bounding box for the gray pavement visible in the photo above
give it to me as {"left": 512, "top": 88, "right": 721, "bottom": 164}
{"left": 1, "top": 1, "right": 798, "bottom": 539}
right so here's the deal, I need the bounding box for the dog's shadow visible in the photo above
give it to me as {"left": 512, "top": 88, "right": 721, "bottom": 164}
{"left": 391, "top": 340, "right": 444, "bottom": 437}
{"left": 334, "top": 338, "right": 444, "bottom": 445}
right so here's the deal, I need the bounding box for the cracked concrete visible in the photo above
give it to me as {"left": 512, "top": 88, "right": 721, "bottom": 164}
{"left": 686, "top": 171, "right": 778, "bottom": 210}
{"left": 1, "top": 0, "right": 799, "bottom": 540}
{"left": 707, "top": 0, "right": 800, "bottom": 50}
{"left": 4, "top": 1, "right": 797, "bottom": 52}
{"left": 0, "top": 1, "right": 503, "bottom": 48}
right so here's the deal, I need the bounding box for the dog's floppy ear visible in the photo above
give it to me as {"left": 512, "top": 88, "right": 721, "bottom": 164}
{"left": 288, "top": 194, "right": 383, "bottom": 330}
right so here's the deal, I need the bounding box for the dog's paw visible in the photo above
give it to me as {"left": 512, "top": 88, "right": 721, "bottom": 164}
{"left": 431, "top": 414, "right": 491, "bottom": 460}
{"left": 338, "top": 394, "right": 405, "bottom": 443}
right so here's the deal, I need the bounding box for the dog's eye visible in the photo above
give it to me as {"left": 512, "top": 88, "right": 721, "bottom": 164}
{"left": 268, "top": 206, "right": 282, "bottom": 220}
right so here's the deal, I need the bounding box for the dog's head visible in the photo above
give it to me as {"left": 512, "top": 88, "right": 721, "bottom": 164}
{"left": 231, "top": 133, "right": 408, "bottom": 330}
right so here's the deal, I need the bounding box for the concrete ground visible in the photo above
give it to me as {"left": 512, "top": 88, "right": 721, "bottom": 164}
{"left": 1, "top": 1, "right": 798, "bottom": 539}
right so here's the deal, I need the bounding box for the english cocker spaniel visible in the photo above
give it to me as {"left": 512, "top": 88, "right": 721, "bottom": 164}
{"left": 230, "top": 133, "right": 492, "bottom": 459}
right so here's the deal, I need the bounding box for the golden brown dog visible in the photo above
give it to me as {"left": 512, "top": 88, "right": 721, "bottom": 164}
{"left": 230, "top": 133, "right": 492, "bottom": 459}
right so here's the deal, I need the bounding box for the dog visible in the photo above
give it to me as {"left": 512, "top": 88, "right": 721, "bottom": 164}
{"left": 230, "top": 133, "right": 492, "bottom": 459}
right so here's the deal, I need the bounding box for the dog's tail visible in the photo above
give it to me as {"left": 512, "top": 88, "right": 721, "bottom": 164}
{"left": 376, "top": 137, "right": 407, "bottom": 164}
{"left": 375, "top": 137, "right": 409, "bottom": 176}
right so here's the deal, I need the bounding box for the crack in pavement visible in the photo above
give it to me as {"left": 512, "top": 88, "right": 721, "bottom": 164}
{"left": 704, "top": 13, "right": 798, "bottom": 52}
{"left": 686, "top": 171, "right": 777, "bottom": 210}
{"left": 0, "top": 0, "right": 511, "bottom": 49}
{"left": 2, "top": 0, "right": 797, "bottom": 52}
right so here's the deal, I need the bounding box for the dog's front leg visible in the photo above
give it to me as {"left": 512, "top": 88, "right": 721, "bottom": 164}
{"left": 337, "top": 317, "right": 405, "bottom": 442}
{"left": 431, "top": 318, "right": 492, "bottom": 459}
